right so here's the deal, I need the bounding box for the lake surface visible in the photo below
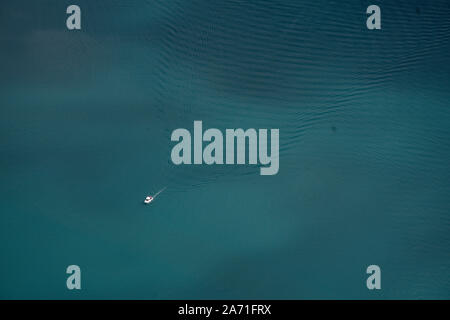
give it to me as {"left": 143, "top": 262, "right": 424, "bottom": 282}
{"left": 1, "top": 0, "right": 449, "bottom": 299}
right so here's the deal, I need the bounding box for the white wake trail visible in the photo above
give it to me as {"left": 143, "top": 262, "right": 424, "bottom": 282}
{"left": 153, "top": 187, "right": 167, "bottom": 198}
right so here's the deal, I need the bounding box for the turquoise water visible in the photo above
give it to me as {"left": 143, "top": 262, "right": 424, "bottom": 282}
{"left": 1, "top": 0, "right": 450, "bottom": 299}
